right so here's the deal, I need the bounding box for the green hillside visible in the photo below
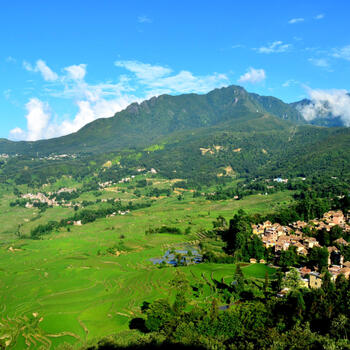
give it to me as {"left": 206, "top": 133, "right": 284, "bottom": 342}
{"left": 0, "top": 85, "right": 349, "bottom": 188}
{"left": 0, "top": 85, "right": 303, "bottom": 156}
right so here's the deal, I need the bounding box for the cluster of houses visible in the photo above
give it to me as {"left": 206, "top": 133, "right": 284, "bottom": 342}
{"left": 273, "top": 177, "right": 289, "bottom": 183}
{"left": 251, "top": 210, "right": 350, "bottom": 288}
{"left": 118, "top": 175, "right": 136, "bottom": 184}
{"left": 106, "top": 209, "right": 130, "bottom": 218}
{"left": 21, "top": 188, "right": 78, "bottom": 208}
{"left": 38, "top": 154, "right": 77, "bottom": 161}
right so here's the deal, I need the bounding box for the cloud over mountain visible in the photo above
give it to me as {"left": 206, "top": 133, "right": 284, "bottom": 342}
{"left": 298, "top": 89, "right": 350, "bottom": 126}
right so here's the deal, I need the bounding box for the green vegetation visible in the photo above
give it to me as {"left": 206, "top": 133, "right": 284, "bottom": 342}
{"left": 0, "top": 175, "right": 294, "bottom": 349}
{"left": 0, "top": 86, "right": 349, "bottom": 349}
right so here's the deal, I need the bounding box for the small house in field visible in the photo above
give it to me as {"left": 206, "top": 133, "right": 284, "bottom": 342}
{"left": 249, "top": 258, "right": 257, "bottom": 264}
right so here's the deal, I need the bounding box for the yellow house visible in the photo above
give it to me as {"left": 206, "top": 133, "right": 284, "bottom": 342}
{"left": 252, "top": 224, "right": 264, "bottom": 235}
{"left": 309, "top": 273, "right": 322, "bottom": 288}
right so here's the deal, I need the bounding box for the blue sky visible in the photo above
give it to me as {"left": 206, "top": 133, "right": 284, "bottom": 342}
{"left": 1, "top": 0, "right": 350, "bottom": 140}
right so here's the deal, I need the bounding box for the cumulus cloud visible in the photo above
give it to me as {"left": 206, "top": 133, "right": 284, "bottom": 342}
{"left": 298, "top": 89, "right": 350, "bottom": 126}
{"left": 308, "top": 58, "right": 330, "bottom": 67}
{"left": 238, "top": 67, "right": 266, "bottom": 84}
{"left": 58, "top": 96, "right": 136, "bottom": 136}
{"left": 23, "top": 59, "right": 58, "bottom": 81}
{"left": 288, "top": 18, "right": 304, "bottom": 24}
{"left": 256, "top": 41, "right": 291, "bottom": 54}
{"left": 10, "top": 98, "right": 52, "bottom": 141}
{"left": 11, "top": 59, "right": 229, "bottom": 140}
{"left": 10, "top": 94, "right": 136, "bottom": 141}
{"left": 332, "top": 45, "right": 350, "bottom": 61}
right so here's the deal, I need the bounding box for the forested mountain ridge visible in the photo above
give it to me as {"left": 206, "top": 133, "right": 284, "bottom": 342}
{"left": 0, "top": 85, "right": 307, "bottom": 156}
{"left": 1, "top": 85, "right": 349, "bottom": 187}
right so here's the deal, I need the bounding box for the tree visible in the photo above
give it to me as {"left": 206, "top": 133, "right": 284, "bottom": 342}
{"left": 209, "top": 298, "right": 219, "bottom": 321}
{"left": 247, "top": 235, "right": 265, "bottom": 260}
{"left": 275, "top": 268, "right": 284, "bottom": 291}
{"left": 282, "top": 267, "right": 302, "bottom": 290}
{"left": 279, "top": 246, "right": 298, "bottom": 268}
{"left": 15, "top": 224, "right": 22, "bottom": 238}
{"left": 169, "top": 271, "right": 190, "bottom": 293}
{"left": 308, "top": 247, "right": 329, "bottom": 271}
{"left": 287, "top": 290, "right": 306, "bottom": 322}
{"left": 223, "top": 210, "right": 253, "bottom": 259}
{"left": 212, "top": 215, "right": 227, "bottom": 230}
{"left": 169, "top": 271, "right": 190, "bottom": 314}
{"left": 232, "top": 265, "right": 245, "bottom": 295}
{"left": 263, "top": 271, "right": 269, "bottom": 296}
{"left": 331, "top": 314, "right": 348, "bottom": 340}
{"left": 145, "top": 299, "right": 173, "bottom": 332}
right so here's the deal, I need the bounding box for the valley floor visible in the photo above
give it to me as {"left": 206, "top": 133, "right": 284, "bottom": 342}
{"left": 0, "top": 185, "right": 291, "bottom": 349}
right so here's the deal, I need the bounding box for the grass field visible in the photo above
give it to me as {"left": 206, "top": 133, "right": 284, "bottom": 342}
{"left": 0, "top": 179, "right": 292, "bottom": 349}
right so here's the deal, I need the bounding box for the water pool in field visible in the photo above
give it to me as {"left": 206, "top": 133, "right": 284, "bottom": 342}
{"left": 150, "top": 248, "right": 202, "bottom": 266}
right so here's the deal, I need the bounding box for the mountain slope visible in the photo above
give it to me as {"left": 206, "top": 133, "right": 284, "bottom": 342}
{"left": 0, "top": 85, "right": 306, "bottom": 156}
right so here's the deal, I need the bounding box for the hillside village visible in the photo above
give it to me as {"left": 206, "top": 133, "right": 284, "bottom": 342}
{"left": 252, "top": 210, "right": 350, "bottom": 289}
{"left": 21, "top": 188, "right": 78, "bottom": 208}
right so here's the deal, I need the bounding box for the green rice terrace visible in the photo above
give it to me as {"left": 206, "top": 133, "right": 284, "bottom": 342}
{"left": 0, "top": 174, "right": 285, "bottom": 349}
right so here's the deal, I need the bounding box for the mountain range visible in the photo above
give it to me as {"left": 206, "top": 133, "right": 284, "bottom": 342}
{"left": 1, "top": 85, "right": 349, "bottom": 185}
{"left": 1, "top": 85, "right": 347, "bottom": 156}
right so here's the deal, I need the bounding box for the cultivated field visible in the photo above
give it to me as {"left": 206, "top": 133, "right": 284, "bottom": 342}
{"left": 0, "top": 180, "right": 291, "bottom": 349}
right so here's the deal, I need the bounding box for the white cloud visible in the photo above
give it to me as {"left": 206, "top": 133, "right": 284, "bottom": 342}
{"left": 288, "top": 18, "right": 304, "bottom": 24}
{"left": 23, "top": 59, "right": 58, "bottom": 81}
{"left": 10, "top": 98, "right": 52, "bottom": 141}
{"left": 298, "top": 88, "right": 350, "bottom": 126}
{"left": 10, "top": 94, "right": 136, "bottom": 141}
{"left": 256, "top": 41, "right": 291, "bottom": 54}
{"left": 238, "top": 67, "right": 266, "bottom": 84}
{"left": 115, "top": 60, "right": 229, "bottom": 95}
{"left": 315, "top": 14, "right": 324, "bottom": 20}
{"left": 138, "top": 15, "right": 152, "bottom": 23}
{"left": 12, "top": 59, "right": 230, "bottom": 140}
{"left": 36, "top": 60, "right": 58, "bottom": 81}
{"left": 115, "top": 60, "right": 172, "bottom": 82}
{"left": 308, "top": 58, "right": 330, "bottom": 67}
{"left": 9, "top": 127, "right": 25, "bottom": 139}
{"left": 332, "top": 45, "right": 350, "bottom": 61}
{"left": 64, "top": 64, "right": 87, "bottom": 80}
{"left": 58, "top": 96, "right": 136, "bottom": 136}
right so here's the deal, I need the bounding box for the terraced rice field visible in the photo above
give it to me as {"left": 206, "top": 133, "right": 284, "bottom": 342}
{"left": 0, "top": 189, "right": 289, "bottom": 349}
